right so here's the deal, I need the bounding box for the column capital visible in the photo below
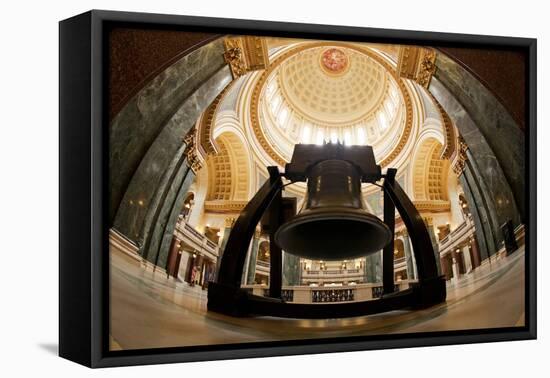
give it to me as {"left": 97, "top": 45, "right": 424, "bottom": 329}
{"left": 223, "top": 36, "right": 269, "bottom": 79}
{"left": 397, "top": 46, "right": 437, "bottom": 88}
{"left": 224, "top": 217, "right": 236, "bottom": 228}
{"left": 452, "top": 136, "right": 469, "bottom": 176}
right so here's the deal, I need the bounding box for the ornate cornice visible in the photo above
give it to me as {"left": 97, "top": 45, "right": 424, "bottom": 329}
{"left": 397, "top": 46, "right": 437, "bottom": 88}
{"left": 413, "top": 200, "right": 451, "bottom": 213}
{"left": 224, "top": 217, "right": 237, "bottom": 228}
{"left": 452, "top": 136, "right": 468, "bottom": 176}
{"left": 204, "top": 200, "right": 248, "bottom": 214}
{"left": 224, "top": 36, "right": 269, "bottom": 79}
{"left": 250, "top": 42, "right": 415, "bottom": 167}
{"left": 183, "top": 127, "right": 202, "bottom": 173}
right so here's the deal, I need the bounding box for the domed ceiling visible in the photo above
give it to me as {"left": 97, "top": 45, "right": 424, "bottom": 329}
{"left": 278, "top": 46, "right": 387, "bottom": 125}
{"left": 250, "top": 43, "right": 409, "bottom": 166}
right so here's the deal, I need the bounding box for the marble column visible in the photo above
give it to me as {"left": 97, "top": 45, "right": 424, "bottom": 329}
{"left": 461, "top": 245, "right": 472, "bottom": 273}
{"left": 283, "top": 252, "right": 301, "bottom": 286}
{"left": 215, "top": 218, "right": 234, "bottom": 281}
{"left": 364, "top": 251, "right": 382, "bottom": 283}
{"left": 426, "top": 221, "right": 441, "bottom": 276}
{"left": 451, "top": 251, "right": 460, "bottom": 282}
{"left": 431, "top": 54, "right": 525, "bottom": 222}
{"left": 459, "top": 164, "right": 495, "bottom": 259}
{"left": 156, "top": 168, "right": 197, "bottom": 268}
{"left": 246, "top": 233, "right": 261, "bottom": 285}
{"left": 401, "top": 232, "right": 416, "bottom": 280}
{"left": 470, "top": 236, "right": 482, "bottom": 268}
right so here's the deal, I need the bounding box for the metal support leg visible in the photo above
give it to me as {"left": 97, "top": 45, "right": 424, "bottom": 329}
{"left": 383, "top": 170, "right": 396, "bottom": 294}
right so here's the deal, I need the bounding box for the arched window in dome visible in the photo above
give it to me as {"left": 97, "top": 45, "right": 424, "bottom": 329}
{"left": 315, "top": 129, "right": 325, "bottom": 145}
{"left": 277, "top": 106, "right": 289, "bottom": 128}
{"left": 385, "top": 96, "right": 396, "bottom": 120}
{"left": 344, "top": 129, "right": 352, "bottom": 145}
{"left": 389, "top": 83, "right": 399, "bottom": 103}
{"left": 377, "top": 110, "right": 388, "bottom": 131}
{"left": 357, "top": 126, "right": 366, "bottom": 145}
{"left": 266, "top": 81, "right": 276, "bottom": 97}
{"left": 270, "top": 93, "right": 281, "bottom": 114}
{"left": 330, "top": 130, "right": 338, "bottom": 144}
{"left": 301, "top": 123, "right": 311, "bottom": 143}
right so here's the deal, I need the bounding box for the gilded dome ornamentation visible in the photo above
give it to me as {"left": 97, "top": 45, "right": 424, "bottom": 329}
{"left": 246, "top": 42, "right": 415, "bottom": 168}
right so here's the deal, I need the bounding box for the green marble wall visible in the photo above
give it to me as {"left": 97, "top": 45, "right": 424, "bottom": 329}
{"left": 110, "top": 39, "right": 227, "bottom": 222}
{"left": 459, "top": 163, "right": 495, "bottom": 259}
{"left": 402, "top": 234, "right": 416, "bottom": 280}
{"left": 156, "top": 168, "right": 196, "bottom": 268}
{"left": 246, "top": 237, "right": 260, "bottom": 285}
{"left": 430, "top": 77, "right": 521, "bottom": 248}
{"left": 110, "top": 38, "right": 234, "bottom": 267}
{"left": 282, "top": 252, "right": 301, "bottom": 286}
{"left": 364, "top": 251, "right": 382, "bottom": 283}
{"left": 432, "top": 55, "right": 525, "bottom": 223}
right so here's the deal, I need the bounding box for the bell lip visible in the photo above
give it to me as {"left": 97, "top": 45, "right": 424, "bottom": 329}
{"left": 274, "top": 208, "right": 393, "bottom": 260}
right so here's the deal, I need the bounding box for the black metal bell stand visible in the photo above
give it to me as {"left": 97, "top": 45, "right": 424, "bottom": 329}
{"left": 207, "top": 143, "right": 446, "bottom": 318}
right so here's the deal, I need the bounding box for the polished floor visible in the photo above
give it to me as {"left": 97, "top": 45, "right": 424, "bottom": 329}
{"left": 110, "top": 246, "right": 525, "bottom": 351}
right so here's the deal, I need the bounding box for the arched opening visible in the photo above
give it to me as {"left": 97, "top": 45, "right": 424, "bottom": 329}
{"left": 412, "top": 138, "right": 450, "bottom": 202}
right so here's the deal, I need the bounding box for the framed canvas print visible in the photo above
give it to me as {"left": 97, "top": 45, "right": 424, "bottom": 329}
{"left": 59, "top": 10, "right": 536, "bottom": 368}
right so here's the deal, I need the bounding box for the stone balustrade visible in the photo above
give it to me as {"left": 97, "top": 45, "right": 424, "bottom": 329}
{"left": 174, "top": 220, "right": 219, "bottom": 261}
{"left": 241, "top": 281, "right": 414, "bottom": 304}
{"left": 439, "top": 215, "right": 476, "bottom": 257}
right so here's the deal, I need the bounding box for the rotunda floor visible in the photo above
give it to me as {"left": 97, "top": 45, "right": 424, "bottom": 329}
{"left": 109, "top": 245, "right": 525, "bottom": 351}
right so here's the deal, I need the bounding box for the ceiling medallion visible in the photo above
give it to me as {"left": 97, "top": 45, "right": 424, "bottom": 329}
{"left": 320, "top": 48, "right": 349, "bottom": 75}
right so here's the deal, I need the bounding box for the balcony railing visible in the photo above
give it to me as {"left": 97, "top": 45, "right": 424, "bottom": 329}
{"left": 174, "top": 220, "right": 219, "bottom": 260}
{"left": 439, "top": 215, "right": 476, "bottom": 256}
{"left": 303, "top": 269, "right": 363, "bottom": 276}
{"left": 240, "top": 281, "right": 414, "bottom": 303}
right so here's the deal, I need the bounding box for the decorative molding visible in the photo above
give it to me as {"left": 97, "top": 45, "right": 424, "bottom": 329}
{"left": 452, "top": 136, "right": 468, "bottom": 176}
{"left": 413, "top": 200, "right": 451, "bottom": 213}
{"left": 428, "top": 93, "right": 456, "bottom": 160}
{"left": 197, "top": 87, "right": 231, "bottom": 158}
{"left": 223, "top": 36, "right": 269, "bottom": 79}
{"left": 183, "top": 127, "right": 202, "bottom": 173}
{"left": 204, "top": 200, "right": 249, "bottom": 214}
{"left": 250, "top": 42, "right": 415, "bottom": 167}
{"left": 254, "top": 228, "right": 262, "bottom": 239}
{"left": 397, "top": 46, "right": 437, "bottom": 88}
{"left": 224, "top": 217, "right": 237, "bottom": 228}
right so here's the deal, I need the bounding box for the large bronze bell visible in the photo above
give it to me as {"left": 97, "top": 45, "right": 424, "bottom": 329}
{"left": 274, "top": 159, "right": 392, "bottom": 260}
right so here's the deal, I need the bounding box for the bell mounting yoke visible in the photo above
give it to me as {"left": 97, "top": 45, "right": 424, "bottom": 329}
{"left": 207, "top": 143, "right": 446, "bottom": 318}
{"left": 283, "top": 143, "right": 382, "bottom": 183}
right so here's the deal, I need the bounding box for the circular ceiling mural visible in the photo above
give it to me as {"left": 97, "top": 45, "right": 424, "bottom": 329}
{"left": 320, "top": 48, "right": 349, "bottom": 74}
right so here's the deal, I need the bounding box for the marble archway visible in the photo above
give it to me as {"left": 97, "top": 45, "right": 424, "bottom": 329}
{"left": 110, "top": 37, "right": 233, "bottom": 267}
{"left": 427, "top": 69, "right": 522, "bottom": 260}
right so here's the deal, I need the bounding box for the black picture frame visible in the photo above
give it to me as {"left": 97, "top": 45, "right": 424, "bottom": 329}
{"left": 59, "top": 9, "right": 537, "bottom": 368}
